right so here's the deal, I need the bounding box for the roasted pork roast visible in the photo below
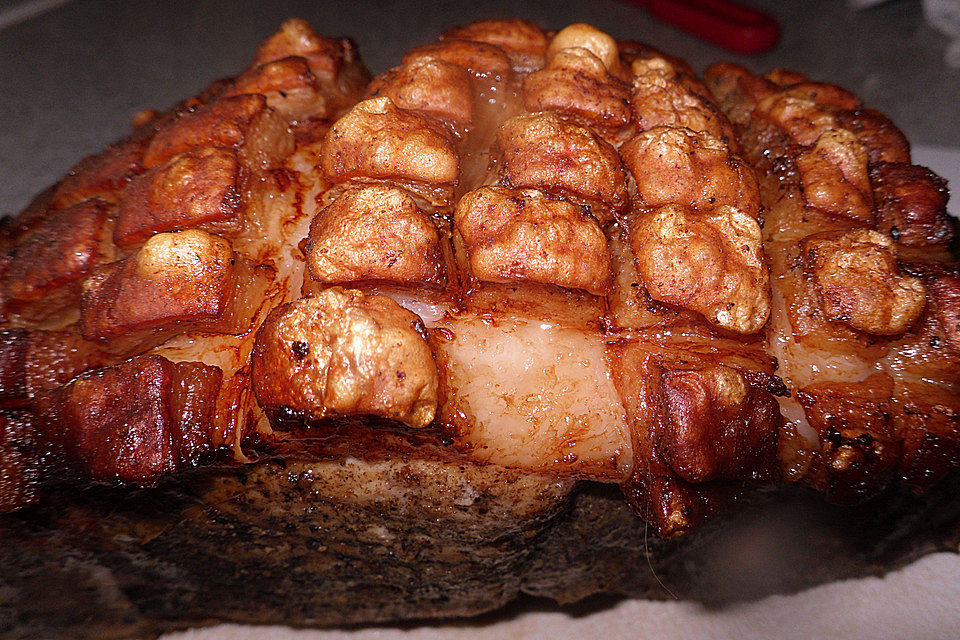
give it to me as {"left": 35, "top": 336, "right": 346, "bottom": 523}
{"left": 1, "top": 18, "right": 958, "bottom": 638}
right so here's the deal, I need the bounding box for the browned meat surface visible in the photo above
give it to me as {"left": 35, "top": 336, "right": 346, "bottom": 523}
{"left": 496, "top": 112, "right": 628, "bottom": 216}
{"left": 34, "top": 354, "right": 223, "bottom": 483}
{"left": 366, "top": 59, "right": 476, "bottom": 131}
{"left": 627, "top": 204, "right": 769, "bottom": 334}
{"left": 620, "top": 126, "right": 760, "bottom": 217}
{"left": 872, "top": 161, "right": 954, "bottom": 249}
{"left": 79, "top": 230, "right": 252, "bottom": 348}
{"left": 0, "top": 20, "right": 960, "bottom": 636}
{"left": 114, "top": 147, "right": 245, "bottom": 246}
{"left": 800, "top": 229, "right": 926, "bottom": 335}
{"left": 320, "top": 96, "right": 460, "bottom": 203}
{"left": 403, "top": 39, "right": 512, "bottom": 79}
{"left": 443, "top": 18, "right": 547, "bottom": 67}
{"left": 2, "top": 198, "right": 114, "bottom": 319}
{"left": 142, "top": 94, "right": 294, "bottom": 170}
{"left": 524, "top": 24, "right": 632, "bottom": 137}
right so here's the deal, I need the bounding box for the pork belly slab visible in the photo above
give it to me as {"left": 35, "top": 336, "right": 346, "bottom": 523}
{"left": 1, "top": 18, "right": 959, "bottom": 636}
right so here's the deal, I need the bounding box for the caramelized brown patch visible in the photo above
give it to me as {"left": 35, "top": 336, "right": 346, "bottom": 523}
{"left": 366, "top": 59, "right": 475, "bottom": 131}
{"left": 903, "top": 262, "right": 960, "bottom": 354}
{"left": 497, "top": 112, "right": 627, "bottom": 218}
{"left": 455, "top": 186, "right": 612, "bottom": 294}
{"left": 0, "top": 330, "right": 28, "bottom": 408}
{"left": 253, "top": 17, "right": 345, "bottom": 78}
{"left": 0, "top": 329, "right": 116, "bottom": 408}
{"left": 251, "top": 289, "right": 439, "bottom": 428}
{"left": 801, "top": 229, "right": 926, "bottom": 335}
{"left": 49, "top": 137, "right": 147, "bottom": 210}
{"left": 798, "top": 375, "right": 901, "bottom": 503}
{"left": 796, "top": 129, "right": 874, "bottom": 223}
{"left": 523, "top": 47, "right": 632, "bottom": 136}
{"left": 629, "top": 205, "right": 770, "bottom": 334}
{"left": 764, "top": 68, "right": 808, "bottom": 87}
{"left": 896, "top": 387, "right": 960, "bottom": 493}
{"left": 114, "top": 147, "right": 244, "bottom": 246}
{"left": 835, "top": 108, "right": 911, "bottom": 164}
{"left": 660, "top": 365, "right": 781, "bottom": 483}
{"left": 321, "top": 97, "right": 460, "bottom": 201}
{"left": 871, "top": 162, "right": 954, "bottom": 248}
{"left": 444, "top": 19, "right": 547, "bottom": 64}
{"left": 223, "top": 56, "right": 326, "bottom": 121}
{"left": 34, "top": 355, "right": 222, "bottom": 484}
{"left": 631, "top": 67, "right": 737, "bottom": 150}
{"left": 144, "top": 94, "right": 293, "bottom": 170}
{"left": 612, "top": 345, "right": 744, "bottom": 538}
{"left": 80, "top": 230, "right": 238, "bottom": 344}
{"left": 0, "top": 410, "right": 40, "bottom": 512}
{"left": 402, "top": 39, "right": 511, "bottom": 79}
{"left": 621, "top": 126, "right": 760, "bottom": 217}
{"left": 754, "top": 94, "right": 837, "bottom": 147}
{"left": 779, "top": 83, "right": 861, "bottom": 112}
{"left": 703, "top": 62, "right": 779, "bottom": 127}
{"left": 305, "top": 184, "right": 444, "bottom": 285}
{"left": 4, "top": 198, "right": 113, "bottom": 308}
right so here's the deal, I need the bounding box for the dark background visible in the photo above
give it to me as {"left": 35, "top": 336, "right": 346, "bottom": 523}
{"left": 1, "top": 0, "right": 957, "bottom": 216}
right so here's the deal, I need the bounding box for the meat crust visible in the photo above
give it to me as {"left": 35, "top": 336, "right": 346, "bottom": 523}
{"left": 33, "top": 355, "right": 222, "bottom": 484}
{"left": 547, "top": 23, "right": 625, "bottom": 78}
{"left": 443, "top": 19, "right": 547, "bottom": 66}
{"left": 631, "top": 64, "right": 737, "bottom": 149}
{"left": 801, "top": 228, "right": 927, "bottom": 335}
{"left": 797, "top": 375, "right": 902, "bottom": 503}
{"left": 223, "top": 56, "right": 326, "bottom": 122}
{"left": 796, "top": 129, "right": 874, "bottom": 222}
{"left": 251, "top": 288, "right": 439, "bottom": 428}
{"left": 402, "top": 39, "right": 512, "bottom": 79}
{"left": 621, "top": 126, "right": 760, "bottom": 217}
{"left": 523, "top": 47, "right": 632, "bottom": 136}
{"left": 3, "top": 198, "right": 113, "bottom": 309}
{"left": 660, "top": 365, "right": 781, "bottom": 483}
{"left": 80, "top": 230, "right": 239, "bottom": 344}
{"left": 871, "top": 162, "right": 954, "bottom": 248}
{"left": 628, "top": 205, "right": 770, "bottom": 334}
{"left": 114, "top": 147, "right": 244, "bottom": 246}
{"left": 496, "top": 112, "right": 628, "bottom": 217}
{"left": 320, "top": 96, "right": 460, "bottom": 200}
{"left": 143, "top": 94, "right": 293, "bottom": 170}
{"left": 304, "top": 184, "right": 444, "bottom": 285}
{"left": 49, "top": 138, "right": 146, "bottom": 210}
{"left": 366, "top": 59, "right": 475, "bottom": 131}
{"left": 455, "top": 185, "right": 612, "bottom": 294}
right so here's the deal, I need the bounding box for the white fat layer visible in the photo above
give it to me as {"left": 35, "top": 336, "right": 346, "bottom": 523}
{"left": 382, "top": 290, "right": 449, "bottom": 325}
{"left": 767, "top": 271, "right": 877, "bottom": 391}
{"left": 435, "top": 313, "right": 632, "bottom": 481}
{"left": 777, "top": 395, "right": 817, "bottom": 443}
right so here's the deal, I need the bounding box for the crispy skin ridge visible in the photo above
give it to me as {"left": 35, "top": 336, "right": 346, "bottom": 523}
{"left": 0, "top": 16, "right": 957, "bottom": 557}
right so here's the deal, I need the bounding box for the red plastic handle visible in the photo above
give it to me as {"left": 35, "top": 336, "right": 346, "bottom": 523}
{"left": 627, "top": 0, "right": 780, "bottom": 55}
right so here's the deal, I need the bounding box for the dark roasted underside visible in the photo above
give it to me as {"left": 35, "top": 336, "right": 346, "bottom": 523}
{"left": 1, "top": 452, "right": 958, "bottom": 639}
